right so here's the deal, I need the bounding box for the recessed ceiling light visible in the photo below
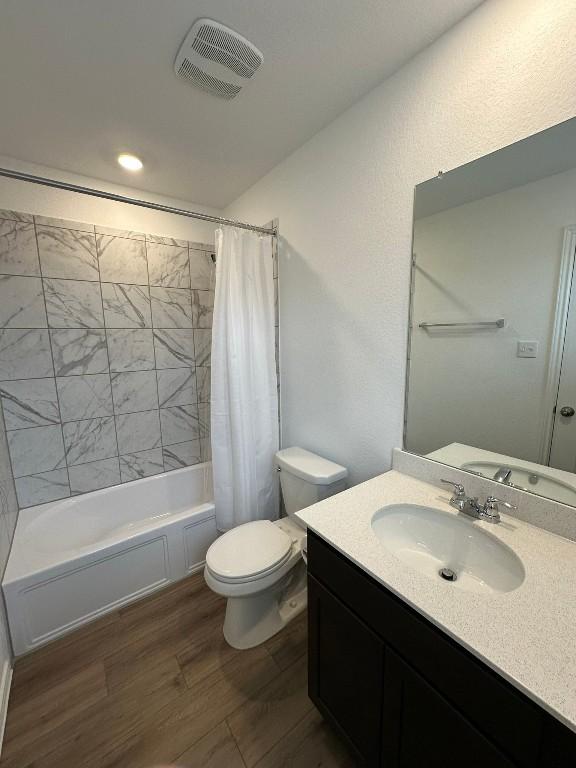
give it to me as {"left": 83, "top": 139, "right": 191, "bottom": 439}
{"left": 117, "top": 153, "right": 143, "bottom": 171}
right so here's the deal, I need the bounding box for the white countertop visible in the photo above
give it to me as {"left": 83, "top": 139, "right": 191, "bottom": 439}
{"left": 296, "top": 469, "right": 576, "bottom": 733}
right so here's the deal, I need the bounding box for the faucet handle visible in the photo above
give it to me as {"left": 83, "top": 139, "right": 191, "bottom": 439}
{"left": 484, "top": 495, "right": 518, "bottom": 511}
{"left": 441, "top": 479, "right": 466, "bottom": 497}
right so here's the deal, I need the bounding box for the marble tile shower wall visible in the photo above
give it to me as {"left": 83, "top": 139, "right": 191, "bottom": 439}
{"left": 0, "top": 408, "right": 18, "bottom": 570}
{"left": 0, "top": 209, "right": 216, "bottom": 508}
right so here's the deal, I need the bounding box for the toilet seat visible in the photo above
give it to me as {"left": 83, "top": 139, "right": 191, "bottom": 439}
{"left": 206, "top": 520, "right": 293, "bottom": 583}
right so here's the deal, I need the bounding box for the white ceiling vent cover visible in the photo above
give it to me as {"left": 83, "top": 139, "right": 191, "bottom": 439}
{"left": 174, "top": 19, "right": 263, "bottom": 100}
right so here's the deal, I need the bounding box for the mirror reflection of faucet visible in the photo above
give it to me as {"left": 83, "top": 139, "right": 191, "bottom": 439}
{"left": 457, "top": 465, "right": 530, "bottom": 495}
{"left": 492, "top": 466, "right": 535, "bottom": 493}
{"left": 493, "top": 467, "right": 512, "bottom": 484}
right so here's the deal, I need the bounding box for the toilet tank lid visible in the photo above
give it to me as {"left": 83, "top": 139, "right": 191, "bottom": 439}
{"left": 276, "top": 447, "right": 348, "bottom": 485}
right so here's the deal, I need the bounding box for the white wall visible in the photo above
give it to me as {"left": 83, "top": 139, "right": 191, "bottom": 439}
{"left": 225, "top": 0, "right": 576, "bottom": 486}
{"left": 0, "top": 155, "right": 220, "bottom": 244}
{"left": 407, "top": 168, "right": 576, "bottom": 460}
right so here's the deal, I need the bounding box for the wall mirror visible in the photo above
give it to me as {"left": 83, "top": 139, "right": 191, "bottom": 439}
{"left": 405, "top": 116, "right": 576, "bottom": 507}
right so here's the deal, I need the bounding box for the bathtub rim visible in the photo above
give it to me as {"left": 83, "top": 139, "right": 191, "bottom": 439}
{"left": 16, "top": 460, "right": 212, "bottom": 518}
{"left": 4, "top": 462, "right": 214, "bottom": 584}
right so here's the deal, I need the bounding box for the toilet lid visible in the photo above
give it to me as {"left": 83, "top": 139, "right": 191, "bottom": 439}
{"left": 206, "top": 520, "right": 292, "bottom": 581}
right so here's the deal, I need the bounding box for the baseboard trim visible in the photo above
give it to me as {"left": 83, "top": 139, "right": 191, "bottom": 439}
{"left": 0, "top": 658, "right": 13, "bottom": 755}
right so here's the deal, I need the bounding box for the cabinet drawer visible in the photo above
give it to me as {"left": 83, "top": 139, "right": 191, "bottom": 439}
{"left": 308, "top": 531, "right": 543, "bottom": 766}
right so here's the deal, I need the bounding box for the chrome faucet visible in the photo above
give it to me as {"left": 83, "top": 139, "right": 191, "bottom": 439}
{"left": 493, "top": 466, "right": 512, "bottom": 484}
{"left": 440, "top": 480, "right": 517, "bottom": 524}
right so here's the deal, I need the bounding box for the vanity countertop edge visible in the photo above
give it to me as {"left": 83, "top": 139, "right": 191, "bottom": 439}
{"left": 295, "top": 468, "right": 576, "bottom": 734}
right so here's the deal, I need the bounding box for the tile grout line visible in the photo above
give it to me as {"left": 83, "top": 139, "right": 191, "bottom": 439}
{"left": 191, "top": 243, "right": 202, "bottom": 465}
{"left": 103, "top": 323, "right": 123, "bottom": 484}
{"left": 33, "top": 217, "right": 72, "bottom": 501}
{"left": 1, "top": 363, "right": 205, "bottom": 383}
{"left": 0, "top": 272, "right": 214, "bottom": 292}
{"left": 9, "top": 410, "right": 203, "bottom": 451}
{"left": 0, "top": 215, "right": 211, "bottom": 247}
{"left": 94, "top": 234, "right": 121, "bottom": 491}
{"left": 144, "top": 236, "right": 165, "bottom": 473}
{"left": 153, "top": 251, "right": 195, "bottom": 469}
{"left": 3, "top": 323, "right": 208, "bottom": 331}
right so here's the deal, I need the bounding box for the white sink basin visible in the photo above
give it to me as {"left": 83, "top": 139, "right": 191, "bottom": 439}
{"left": 371, "top": 504, "right": 525, "bottom": 595}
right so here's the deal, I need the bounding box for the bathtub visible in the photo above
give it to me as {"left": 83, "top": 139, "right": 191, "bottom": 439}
{"left": 3, "top": 462, "right": 217, "bottom": 656}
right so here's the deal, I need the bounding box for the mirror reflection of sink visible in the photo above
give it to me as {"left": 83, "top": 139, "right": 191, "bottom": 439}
{"left": 371, "top": 504, "right": 525, "bottom": 595}
{"left": 462, "top": 461, "right": 576, "bottom": 506}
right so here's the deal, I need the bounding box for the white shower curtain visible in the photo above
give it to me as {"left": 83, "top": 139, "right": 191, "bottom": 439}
{"left": 211, "top": 225, "right": 279, "bottom": 532}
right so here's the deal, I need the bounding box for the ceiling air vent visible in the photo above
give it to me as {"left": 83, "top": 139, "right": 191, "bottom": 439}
{"left": 174, "top": 19, "right": 263, "bottom": 100}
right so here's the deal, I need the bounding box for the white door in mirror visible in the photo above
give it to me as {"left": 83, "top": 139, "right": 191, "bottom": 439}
{"left": 550, "top": 276, "right": 576, "bottom": 473}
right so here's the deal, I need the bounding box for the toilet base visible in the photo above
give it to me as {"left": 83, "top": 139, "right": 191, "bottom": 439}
{"left": 223, "top": 560, "right": 307, "bottom": 649}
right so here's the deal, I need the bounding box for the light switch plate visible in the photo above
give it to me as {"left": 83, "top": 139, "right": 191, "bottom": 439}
{"left": 517, "top": 340, "right": 538, "bottom": 358}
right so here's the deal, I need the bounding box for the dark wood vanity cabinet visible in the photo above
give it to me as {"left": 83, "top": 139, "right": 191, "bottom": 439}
{"left": 307, "top": 531, "right": 576, "bottom": 767}
{"left": 308, "top": 574, "right": 386, "bottom": 765}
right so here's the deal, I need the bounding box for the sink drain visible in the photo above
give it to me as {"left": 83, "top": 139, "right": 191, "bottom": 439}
{"left": 439, "top": 567, "right": 457, "bottom": 582}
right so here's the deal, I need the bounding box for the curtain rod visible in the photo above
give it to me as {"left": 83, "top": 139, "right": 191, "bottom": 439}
{"left": 0, "top": 167, "right": 276, "bottom": 236}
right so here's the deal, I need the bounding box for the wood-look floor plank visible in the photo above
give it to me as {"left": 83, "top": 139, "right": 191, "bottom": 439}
{"left": 14, "top": 609, "right": 120, "bottom": 672}
{"left": 253, "top": 709, "right": 357, "bottom": 768}
{"left": 227, "top": 653, "right": 314, "bottom": 767}
{"left": 175, "top": 720, "right": 247, "bottom": 768}
{"left": 2, "top": 576, "right": 208, "bottom": 768}
{"left": 264, "top": 611, "right": 308, "bottom": 671}
{"left": 113, "top": 573, "right": 221, "bottom": 651}
{"left": 2, "top": 661, "right": 107, "bottom": 761}
{"left": 104, "top": 581, "right": 225, "bottom": 690}
{"left": 95, "top": 645, "right": 281, "bottom": 768}
{"left": 104, "top": 602, "right": 225, "bottom": 691}
{"left": 11, "top": 573, "right": 212, "bottom": 703}
{"left": 176, "top": 610, "right": 248, "bottom": 689}
{"left": 117, "top": 570, "right": 209, "bottom": 625}
{"left": 0, "top": 572, "right": 351, "bottom": 768}
{"left": 0, "top": 652, "right": 187, "bottom": 768}
{"left": 9, "top": 612, "right": 120, "bottom": 705}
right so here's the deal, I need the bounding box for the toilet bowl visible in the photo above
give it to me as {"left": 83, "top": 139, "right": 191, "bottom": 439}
{"left": 204, "top": 447, "right": 347, "bottom": 649}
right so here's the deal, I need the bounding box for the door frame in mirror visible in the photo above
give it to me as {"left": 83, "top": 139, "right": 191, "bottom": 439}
{"left": 539, "top": 225, "right": 576, "bottom": 464}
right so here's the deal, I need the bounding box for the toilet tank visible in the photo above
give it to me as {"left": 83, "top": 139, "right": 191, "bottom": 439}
{"left": 275, "top": 447, "right": 348, "bottom": 516}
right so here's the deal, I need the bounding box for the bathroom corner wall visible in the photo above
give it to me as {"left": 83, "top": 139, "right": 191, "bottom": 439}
{"left": 0, "top": 400, "right": 18, "bottom": 735}
{"left": 0, "top": 208, "right": 215, "bottom": 508}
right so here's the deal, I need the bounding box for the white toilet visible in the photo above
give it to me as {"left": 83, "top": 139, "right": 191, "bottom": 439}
{"left": 204, "top": 446, "right": 348, "bottom": 649}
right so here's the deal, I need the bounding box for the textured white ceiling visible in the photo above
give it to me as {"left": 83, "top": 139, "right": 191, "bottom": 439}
{"left": 0, "top": 0, "right": 484, "bottom": 208}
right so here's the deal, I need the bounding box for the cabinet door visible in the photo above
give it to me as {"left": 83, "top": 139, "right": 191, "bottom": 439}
{"left": 308, "top": 575, "right": 385, "bottom": 767}
{"left": 382, "top": 649, "right": 516, "bottom": 768}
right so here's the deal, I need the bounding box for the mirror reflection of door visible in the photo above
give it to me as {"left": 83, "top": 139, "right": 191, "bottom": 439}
{"left": 549, "top": 248, "right": 576, "bottom": 472}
